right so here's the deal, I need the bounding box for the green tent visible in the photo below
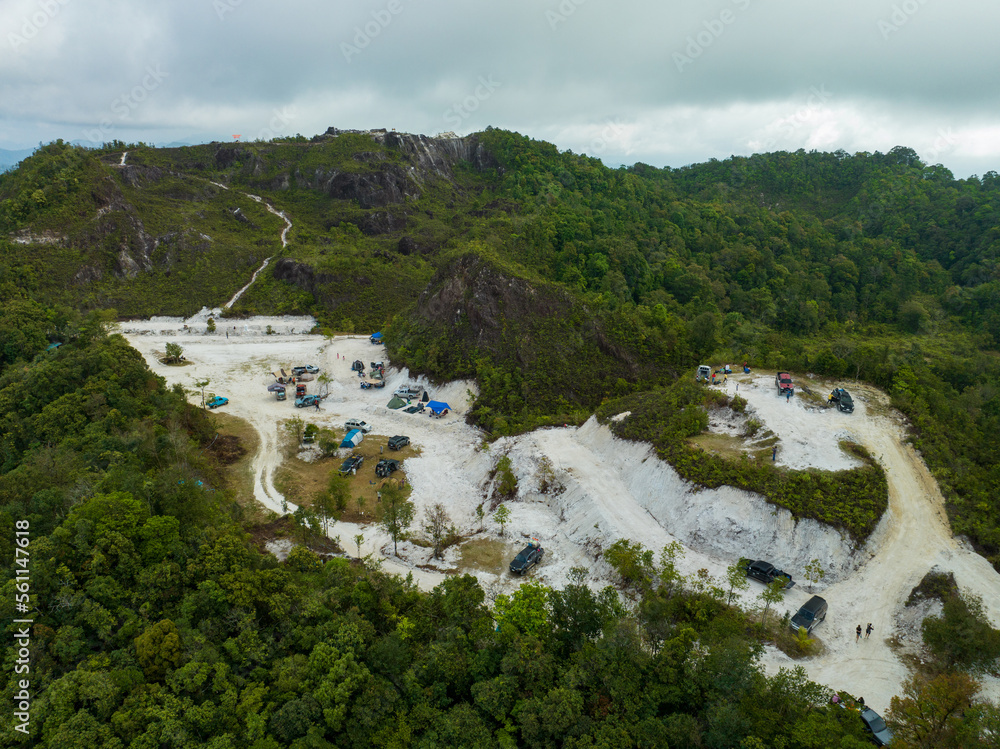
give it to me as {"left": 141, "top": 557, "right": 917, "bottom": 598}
{"left": 387, "top": 396, "right": 406, "bottom": 409}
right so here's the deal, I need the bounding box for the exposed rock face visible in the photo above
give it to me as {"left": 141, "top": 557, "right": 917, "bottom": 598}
{"left": 356, "top": 211, "right": 408, "bottom": 236}
{"left": 322, "top": 128, "right": 500, "bottom": 196}
{"left": 271, "top": 258, "right": 368, "bottom": 312}
{"left": 414, "top": 255, "right": 574, "bottom": 368}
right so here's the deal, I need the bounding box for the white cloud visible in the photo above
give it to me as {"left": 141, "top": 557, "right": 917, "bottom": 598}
{"left": 1, "top": 0, "right": 999, "bottom": 176}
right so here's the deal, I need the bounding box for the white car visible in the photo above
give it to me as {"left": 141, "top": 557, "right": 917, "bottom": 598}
{"left": 393, "top": 386, "right": 422, "bottom": 399}
{"left": 344, "top": 419, "right": 372, "bottom": 433}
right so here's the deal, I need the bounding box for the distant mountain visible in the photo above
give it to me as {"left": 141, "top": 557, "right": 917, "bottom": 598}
{"left": 0, "top": 147, "right": 35, "bottom": 172}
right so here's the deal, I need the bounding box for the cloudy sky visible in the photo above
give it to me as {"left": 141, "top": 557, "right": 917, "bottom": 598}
{"left": 2, "top": 0, "right": 998, "bottom": 176}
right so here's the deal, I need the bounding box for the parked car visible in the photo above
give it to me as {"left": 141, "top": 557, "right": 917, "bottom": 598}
{"left": 206, "top": 396, "right": 228, "bottom": 409}
{"left": 387, "top": 435, "right": 410, "bottom": 450}
{"left": 292, "top": 365, "right": 319, "bottom": 376}
{"left": 829, "top": 388, "right": 855, "bottom": 413}
{"left": 375, "top": 458, "right": 400, "bottom": 478}
{"left": 790, "top": 595, "right": 828, "bottom": 634}
{"left": 745, "top": 560, "right": 795, "bottom": 589}
{"left": 338, "top": 455, "right": 364, "bottom": 475}
{"left": 859, "top": 707, "right": 893, "bottom": 746}
{"left": 696, "top": 364, "right": 712, "bottom": 382}
{"left": 776, "top": 371, "right": 794, "bottom": 395}
{"left": 345, "top": 419, "right": 372, "bottom": 433}
{"left": 295, "top": 394, "right": 321, "bottom": 408}
{"left": 509, "top": 543, "right": 544, "bottom": 575}
{"left": 394, "top": 385, "right": 422, "bottom": 398}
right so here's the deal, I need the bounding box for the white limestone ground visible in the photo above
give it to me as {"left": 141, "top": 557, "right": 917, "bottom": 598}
{"left": 120, "top": 322, "right": 1000, "bottom": 716}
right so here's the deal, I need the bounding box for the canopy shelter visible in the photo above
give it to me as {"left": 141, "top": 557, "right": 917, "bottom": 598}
{"left": 340, "top": 429, "right": 363, "bottom": 448}
{"left": 387, "top": 396, "right": 407, "bottom": 409}
{"left": 370, "top": 332, "right": 383, "bottom": 343}
{"left": 427, "top": 400, "right": 451, "bottom": 415}
{"left": 267, "top": 383, "right": 286, "bottom": 393}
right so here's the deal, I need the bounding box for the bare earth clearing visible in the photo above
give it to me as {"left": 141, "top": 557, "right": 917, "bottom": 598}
{"left": 122, "top": 321, "right": 1000, "bottom": 713}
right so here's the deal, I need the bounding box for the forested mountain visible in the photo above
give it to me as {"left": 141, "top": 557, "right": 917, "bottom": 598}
{"left": 3, "top": 131, "right": 1000, "bottom": 745}
{"left": 3, "top": 131, "right": 999, "bottom": 563}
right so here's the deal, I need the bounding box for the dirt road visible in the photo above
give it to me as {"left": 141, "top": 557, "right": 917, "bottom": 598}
{"left": 120, "top": 317, "right": 1000, "bottom": 713}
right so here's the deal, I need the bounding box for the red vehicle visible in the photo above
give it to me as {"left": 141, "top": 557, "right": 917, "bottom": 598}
{"left": 776, "top": 372, "right": 794, "bottom": 395}
{"left": 296, "top": 383, "right": 306, "bottom": 398}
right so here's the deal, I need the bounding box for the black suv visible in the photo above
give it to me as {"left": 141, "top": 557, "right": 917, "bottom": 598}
{"left": 510, "top": 544, "right": 544, "bottom": 575}
{"left": 745, "top": 560, "right": 795, "bottom": 589}
{"left": 790, "top": 595, "right": 828, "bottom": 634}
{"left": 829, "top": 388, "right": 854, "bottom": 413}
{"left": 387, "top": 435, "right": 410, "bottom": 450}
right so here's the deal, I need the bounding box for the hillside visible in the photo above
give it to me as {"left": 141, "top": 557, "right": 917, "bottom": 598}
{"left": 4, "top": 131, "right": 1000, "bottom": 565}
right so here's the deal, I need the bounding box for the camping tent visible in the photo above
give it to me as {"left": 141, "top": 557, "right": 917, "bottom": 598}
{"left": 427, "top": 400, "right": 451, "bottom": 415}
{"left": 421, "top": 391, "right": 430, "bottom": 402}
{"left": 267, "top": 383, "right": 285, "bottom": 393}
{"left": 387, "top": 396, "right": 406, "bottom": 409}
{"left": 370, "top": 332, "right": 383, "bottom": 343}
{"left": 340, "top": 429, "right": 363, "bottom": 448}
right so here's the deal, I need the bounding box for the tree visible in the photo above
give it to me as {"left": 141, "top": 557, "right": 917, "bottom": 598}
{"left": 494, "top": 580, "right": 552, "bottom": 638}
{"left": 163, "top": 342, "right": 184, "bottom": 364}
{"left": 354, "top": 533, "right": 364, "bottom": 558}
{"left": 922, "top": 592, "right": 1000, "bottom": 671}
{"left": 206, "top": 317, "right": 216, "bottom": 333}
{"left": 134, "top": 619, "right": 181, "bottom": 680}
{"left": 378, "top": 483, "right": 414, "bottom": 556}
{"left": 759, "top": 578, "right": 786, "bottom": 628}
{"left": 355, "top": 494, "right": 366, "bottom": 517}
{"left": 493, "top": 504, "right": 510, "bottom": 537}
{"left": 475, "top": 503, "right": 485, "bottom": 532}
{"left": 803, "top": 558, "right": 826, "bottom": 586}
{"left": 887, "top": 672, "right": 980, "bottom": 748}
{"left": 312, "top": 475, "right": 346, "bottom": 536}
{"left": 285, "top": 415, "right": 304, "bottom": 446}
{"left": 194, "top": 377, "right": 210, "bottom": 408}
{"left": 725, "top": 560, "right": 750, "bottom": 605}
{"left": 422, "top": 502, "right": 455, "bottom": 559}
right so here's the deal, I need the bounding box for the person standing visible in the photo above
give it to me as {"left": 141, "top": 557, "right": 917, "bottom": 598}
{"left": 772, "top": 446, "right": 777, "bottom": 462}
{"left": 856, "top": 624, "right": 862, "bottom": 643}
{"left": 865, "top": 623, "right": 873, "bottom": 639}
{"left": 786, "top": 391, "right": 791, "bottom": 403}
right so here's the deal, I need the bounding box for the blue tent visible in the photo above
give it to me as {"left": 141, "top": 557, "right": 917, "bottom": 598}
{"left": 340, "top": 429, "right": 363, "bottom": 448}
{"left": 427, "top": 400, "right": 451, "bottom": 415}
{"left": 370, "top": 331, "right": 383, "bottom": 343}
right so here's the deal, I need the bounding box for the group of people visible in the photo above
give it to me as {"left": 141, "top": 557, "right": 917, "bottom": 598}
{"left": 855, "top": 622, "right": 874, "bottom": 642}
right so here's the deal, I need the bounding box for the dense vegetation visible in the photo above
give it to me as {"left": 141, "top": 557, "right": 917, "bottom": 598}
{"left": 0, "top": 311, "right": 889, "bottom": 746}
{"left": 5, "top": 132, "right": 1000, "bottom": 563}
{"left": 4, "top": 134, "right": 1000, "bottom": 745}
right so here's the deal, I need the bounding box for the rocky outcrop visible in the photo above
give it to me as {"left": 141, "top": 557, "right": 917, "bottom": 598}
{"left": 356, "top": 211, "right": 408, "bottom": 236}
{"left": 271, "top": 258, "right": 370, "bottom": 312}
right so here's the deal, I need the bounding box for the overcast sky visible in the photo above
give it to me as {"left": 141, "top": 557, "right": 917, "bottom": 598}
{"left": 2, "top": 0, "right": 998, "bottom": 176}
